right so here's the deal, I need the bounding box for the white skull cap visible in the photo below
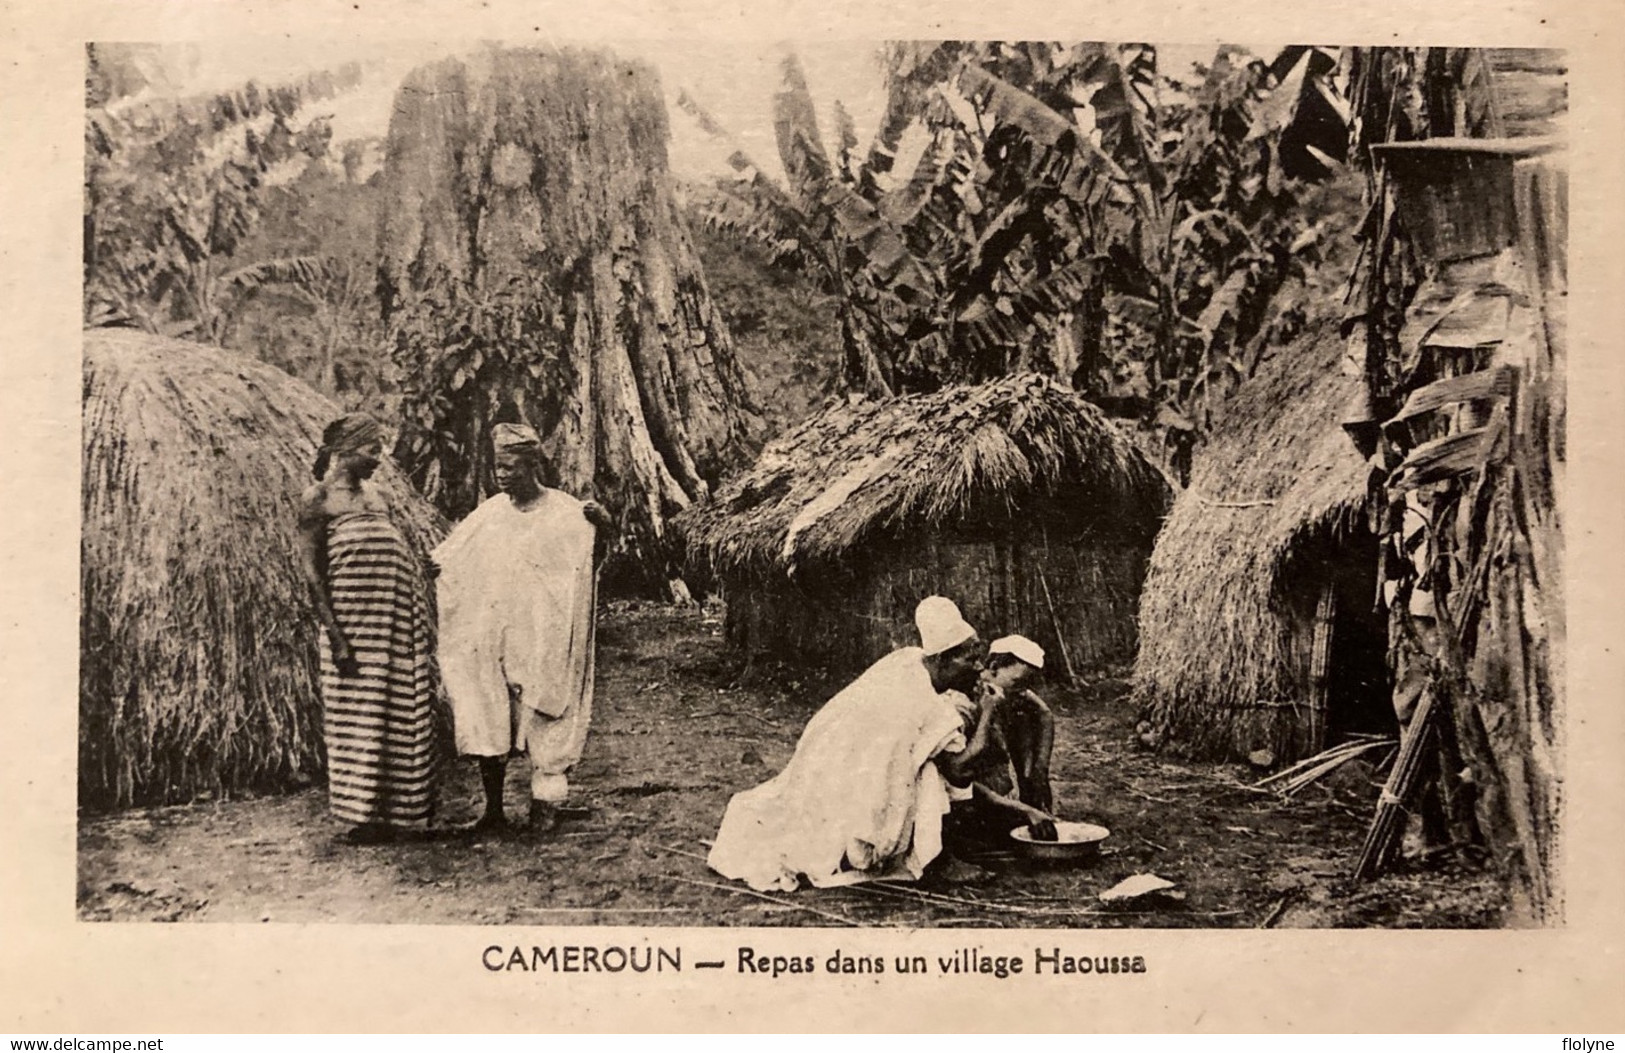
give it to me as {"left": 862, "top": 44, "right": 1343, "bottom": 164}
{"left": 989, "top": 634, "right": 1045, "bottom": 670}
{"left": 915, "top": 596, "right": 977, "bottom": 656}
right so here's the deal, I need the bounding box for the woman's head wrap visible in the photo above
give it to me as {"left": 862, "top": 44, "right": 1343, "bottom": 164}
{"left": 324, "top": 413, "right": 383, "bottom": 454}
{"left": 314, "top": 412, "right": 384, "bottom": 478}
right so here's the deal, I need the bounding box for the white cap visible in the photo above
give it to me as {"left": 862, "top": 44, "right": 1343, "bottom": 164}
{"left": 989, "top": 634, "right": 1045, "bottom": 670}
{"left": 915, "top": 596, "right": 977, "bottom": 656}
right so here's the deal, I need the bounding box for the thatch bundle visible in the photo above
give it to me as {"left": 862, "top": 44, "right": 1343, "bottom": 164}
{"left": 682, "top": 373, "right": 1169, "bottom": 580}
{"left": 679, "top": 374, "right": 1170, "bottom": 676}
{"left": 81, "top": 329, "right": 446, "bottom": 810}
{"left": 1132, "top": 322, "right": 1375, "bottom": 761}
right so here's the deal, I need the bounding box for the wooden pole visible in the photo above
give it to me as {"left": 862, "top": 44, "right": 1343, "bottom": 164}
{"left": 1307, "top": 581, "right": 1337, "bottom": 755}
{"left": 1037, "top": 568, "right": 1080, "bottom": 686}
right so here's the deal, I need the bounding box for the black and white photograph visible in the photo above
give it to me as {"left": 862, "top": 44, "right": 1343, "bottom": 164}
{"left": 71, "top": 35, "right": 1571, "bottom": 937}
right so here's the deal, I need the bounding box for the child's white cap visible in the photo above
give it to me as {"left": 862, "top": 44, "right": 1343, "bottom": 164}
{"left": 989, "top": 634, "right": 1045, "bottom": 669}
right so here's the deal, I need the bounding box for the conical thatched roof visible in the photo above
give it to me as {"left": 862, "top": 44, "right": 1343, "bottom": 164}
{"left": 81, "top": 329, "right": 447, "bottom": 809}
{"left": 678, "top": 373, "right": 1170, "bottom": 581}
{"left": 1132, "top": 321, "right": 1373, "bottom": 754}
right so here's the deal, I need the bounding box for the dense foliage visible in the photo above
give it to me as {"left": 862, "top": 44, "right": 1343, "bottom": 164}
{"left": 85, "top": 40, "right": 1372, "bottom": 497}
{"left": 683, "top": 221, "right": 845, "bottom": 433}
{"left": 685, "top": 43, "right": 1361, "bottom": 481}
{"left": 224, "top": 157, "right": 392, "bottom": 407}
{"left": 385, "top": 267, "right": 576, "bottom": 517}
{"left": 85, "top": 46, "right": 360, "bottom": 342}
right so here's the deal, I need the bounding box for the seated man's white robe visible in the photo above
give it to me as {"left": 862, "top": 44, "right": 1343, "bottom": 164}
{"left": 433, "top": 489, "right": 596, "bottom": 803}
{"left": 707, "top": 647, "right": 968, "bottom": 892}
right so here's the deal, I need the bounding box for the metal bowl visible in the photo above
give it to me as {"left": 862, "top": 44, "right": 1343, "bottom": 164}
{"left": 1008, "top": 821, "right": 1111, "bottom": 864}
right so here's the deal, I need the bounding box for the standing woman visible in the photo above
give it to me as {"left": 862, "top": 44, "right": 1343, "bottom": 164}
{"left": 296, "top": 413, "right": 436, "bottom": 844}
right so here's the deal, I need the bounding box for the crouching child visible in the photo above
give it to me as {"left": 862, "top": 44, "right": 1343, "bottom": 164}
{"left": 941, "top": 634, "right": 1061, "bottom": 854}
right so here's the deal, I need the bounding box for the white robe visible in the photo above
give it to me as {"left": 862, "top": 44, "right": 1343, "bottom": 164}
{"left": 707, "top": 647, "right": 968, "bottom": 892}
{"left": 433, "top": 490, "right": 597, "bottom": 801}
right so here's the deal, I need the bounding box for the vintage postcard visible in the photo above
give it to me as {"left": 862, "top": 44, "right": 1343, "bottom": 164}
{"left": 3, "top": 0, "right": 1622, "bottom": 1034}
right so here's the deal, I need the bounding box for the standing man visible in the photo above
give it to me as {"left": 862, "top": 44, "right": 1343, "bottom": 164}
{"left": 432, "top": 423, "right": 614, "bottom": 837}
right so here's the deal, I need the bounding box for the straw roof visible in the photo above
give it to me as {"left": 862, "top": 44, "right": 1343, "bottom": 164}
{"left": 1132, "top": 321, "right": 1373, "bottom": 740}
{"left": 678, "top": 373, "right": 1170, "bottom": 581}
{"left": 81, "top": 329, "right": 446, "bottom": 809}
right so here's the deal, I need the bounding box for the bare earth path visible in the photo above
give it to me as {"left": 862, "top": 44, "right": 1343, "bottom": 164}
{"left": 78, "top": 604, "right": 1506, "bottom": 927}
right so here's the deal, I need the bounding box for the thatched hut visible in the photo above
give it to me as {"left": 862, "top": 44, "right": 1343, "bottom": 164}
{"left": 81, "top": 329, "right": 446, "bottom": 810}
{"left": 678, "top": 374, "right": 1171, "bottom": 679}
{"left": 1133, "top": 322, "right": 1391, "bottom": 764}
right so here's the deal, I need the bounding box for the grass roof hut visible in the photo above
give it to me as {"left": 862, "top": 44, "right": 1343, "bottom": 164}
{"left": 678, "top": 374, "right": 1171, "bottom": 680}
{"left": 81, "top": 329, "right": 447, "bottom": 810}
{"left": 1132, "top": 321, "right": 1392, "bottom": 764}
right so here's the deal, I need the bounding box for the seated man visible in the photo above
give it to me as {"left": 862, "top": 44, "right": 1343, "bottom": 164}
{"left": 707, "top": 597, "right": 1007, "bottom": 892}
{"left": 942, "top": 635, "right": 1060, "bottom": 851}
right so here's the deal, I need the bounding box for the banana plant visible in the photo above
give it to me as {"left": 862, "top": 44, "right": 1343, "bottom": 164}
{"left": 898, "top": 42, "right": 1355, "bottom": 480}
{"left": 680, "top": 53, "right": 940, "bottom": 397}
{"left": 683, "top": 42, "right": 1350, "bottom": 478}
{"left": 84, "top": 49, "right": 361, "bottom": 343}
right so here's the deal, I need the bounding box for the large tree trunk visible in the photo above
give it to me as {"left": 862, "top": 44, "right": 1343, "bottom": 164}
{"left": 380, "top": 46, "right": 760, "bottom": 595}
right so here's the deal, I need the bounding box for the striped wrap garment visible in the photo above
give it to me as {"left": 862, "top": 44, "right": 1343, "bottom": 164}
{"left": 320, "top": 510, "right": 435, "bottom": 828}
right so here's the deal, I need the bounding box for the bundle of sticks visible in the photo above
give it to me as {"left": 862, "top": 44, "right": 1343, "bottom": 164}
{"left": 1354, "top": 688, "right": 1440, "bottom": 882}
{"left": 1253, "top": 735, "right": 1398, "bottom": 798}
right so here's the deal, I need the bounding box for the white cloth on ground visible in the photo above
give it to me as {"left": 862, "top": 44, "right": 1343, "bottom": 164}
{"left": 433, "top": 489, "right": 597, "bottom": 803}
{"left": 707, "top": 647, "right": 968, "bottom": 892}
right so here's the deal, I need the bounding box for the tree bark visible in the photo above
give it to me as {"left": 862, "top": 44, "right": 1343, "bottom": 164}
{"left": 379, "top": 47, "right": 760, "bottom": 595}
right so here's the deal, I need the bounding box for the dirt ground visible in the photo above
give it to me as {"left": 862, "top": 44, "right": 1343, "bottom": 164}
{"left": 78, "top": 603, "right": 1509, "bottom": 928}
